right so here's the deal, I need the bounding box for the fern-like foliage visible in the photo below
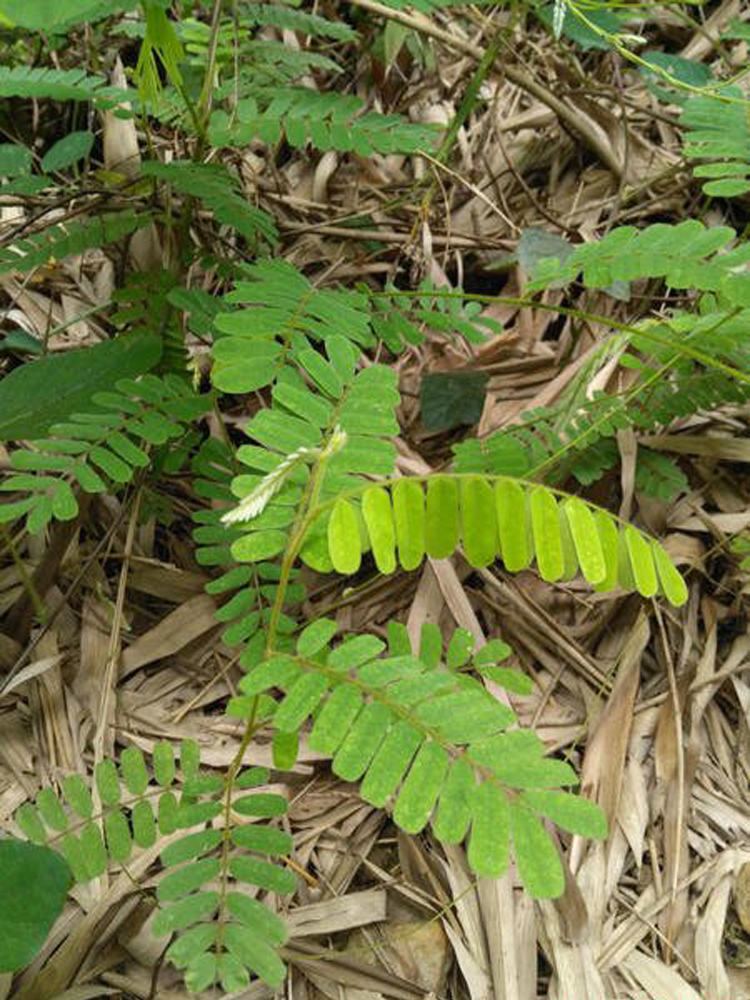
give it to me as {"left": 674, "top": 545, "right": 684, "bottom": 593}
{"left": 454, "top": 220, "right": 750, "bottom": 493}
{"left": 0, "top": 65, "right": 131, "bottom": 107}
{"left": 370, "top": 282, "right": 502, "bottom": 350}
{"left": 110, "top": 270, "right": 190, "bottom": 375}
{"left": 0, "top": 374, "right": 209, "bottom": 533}
{"left": 209, "top": 87, "right": 440, "bottom": 156}
{"left": 452, "top": 352, "right": 749, "bottom": 494}
{"left": 211, "top": 260, "right": 374, "bottom": 392}
{"left": 0, "top": 211, "right": 149, "bottom": 277}
{"left": 191, "top": 436, "right": 304, "bottom": 661}
{"left": 527, "top": 219, "right": 750, "bottom": 293}
{"left": 241, "top": 1, "right": 357, "bottom": 41}
{"left": 680, "top": 86, "right": 750, "bottom": 198}
{"left": 179, "top": 5, "right": 351, "bottom": 86}
{"left": 228, "top": 467, "right": 688, "bottom": 606}
{"left": 142, "top": 161, "right": 278, "bottom": 247}
{"left": 12, "top": 740, "right": 293, "bottom": 992}
{"left": 211, "top": 261, "right": 498, "bottom": 395}
{"left": 230, "top": 621, "right": 607, "bottom": 897}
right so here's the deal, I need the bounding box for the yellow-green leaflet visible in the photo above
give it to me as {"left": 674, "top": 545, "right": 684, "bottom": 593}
{"left": 468, "top": 782, "right": 509, "bottom": 879}
{"left": 564, "top": 497, "right": 606, "bottom": 584}
{"left": 625, "top": 524, "right": 658, "bottom": 597}
{"left": 328, "top": 498, "right": 361, "bottom": 573}
{"left": 651, "top": 541, "right": 688, "bottom": 606}
{"left": 425, "top": 477, "right": 459, "bottom": 558}
{"left": 593, "top": 509, "right": 619, "bottom": 591}
{"left": 392, "top": 478, "right": 425, "bottom": 570}
{"left": 530, "top": 487, "right": 564, "bottom": 582}
{"left": 495, "top": 479, "right": 531, "bottom": 571}
{"left": 362, "top": 486, "right": 396, "bottom": 574}
{"left": 558, "top": 505, "right": 578, "bottom": 581}
{"left": 461, "top": 477, "right": 496, "bottom": 567}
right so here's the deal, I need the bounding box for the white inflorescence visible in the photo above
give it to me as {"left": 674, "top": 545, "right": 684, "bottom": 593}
{"left": 220, "top": 427, "right": 348, "bottom": 525}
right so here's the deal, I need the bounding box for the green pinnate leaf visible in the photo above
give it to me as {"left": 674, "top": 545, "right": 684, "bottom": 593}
{"left": 181, "top": 739, "right": 200, "bottom": 779}
{"left": 387, "top": 621, "right": 412, "bottom": 656}
{"left": 333, "top": 702, "right": 390, "bottom": 780}
{"left": 59, "top": 833, "right": 88, "bottom": 882}
{"left": 593, "top": 509, "right": 619, "bottom": 592}
{"left": 521, "top": 790, "right": 607, "bottom": 838}
{"left": 183, "top": 775, "right": 223, "bottom": 797}
{"left": 132, "top": 800, "right": 157, "bottom": 847}
{"left": 478, "top": 664, "right": 533, "bottom": 695}
{"left": 105, "top": 810, "right": 132, "bottom": 864}
{"left": 160, "top": 829, "right": 222, "bottom": 866}
{"left": 26, "top": 494, "right": 53, "bottom": 534}
{"left": 158, "top": 791, "right": 180, "bottom": 835}
{"left": 421, "top": 689, "right": 515, "bottom": 742}
{"left": 153, "top": 741, "right": 175, "bottom": 786}
{"left": 510, "top": 802, "right": 563, "bottom": 898}
{"left": 275, "top": 673, "right": 328, "bottom": 732}
{"left": 36, "top": 788, "right": 67, "bottom": 832}
{"left": 432, "top": 758, "right": 474, "bottom": 844}
{"left": 226, "top": 892, "right": 288, "bottom": 945}
{"left": 447, "top": 627, "right": 474, "bottom": 668}
{"left": 296, "top": 618, "right": 337, "bottom": 657}
{"left": 530, "top": 487, "right": 564, "bottom": 582}
{"left": 327, "top": 634, "right": 385, "bottom": 670}
{"left": 120, "top": 746, "right": 149, "bottom": 795}
{"left": 418, "top": 622, "right": 442, "bottom": 667}
{"left": 224, "top": 922, "right": 287, "bottom": 988}
{"left": 473, "top": 639, "right": 512, "bottom": 666}
{"left": 72, "top": 463, "right": 107, "bottom": 493}
{"left": 166, "top": 923, "right": 216, "bottom": 969}
{"left": 652, "top": 541, "right": 688, "bottom": 606}
{"left": 309, "top": 685, "right": 363, "bottom": 755}
{"left": 184, "top": 953, "right": 217, "bottom": 993}
{"left": 461, "top": 476, "right": 496, "bottom": 567}
{"left": 157, "top": 857, "right": 221, "bottom": 902}
{"left": 240, "top": 654, "right": 300, "bottom": 696}
{"left": 89, "top": 445, "right": 132, "bottom": 483}
{"left": 15, "top": 804, "right": 46, "bottom": 844}
{"left": 79, "top": 821, "right": 107, "bottom": 878}
{"left": 564, "top": 497, "right": 606, "bottom": 584}
{"left": 625, "top": 525, "right": 658, "bottom": 597}
{"left": 297, "top": 347, "right": 343, "bottom": 398}
{"left": 175, "top": 800, "right": 222, "bottom": 826}
{"left": 392, "top": 478, "right": 425, "bottom": 570}
{"left": 41, "top": 130, "right": 94, "bottom": 172}
{"left": 393, "top": 740, "right": 449, "bottom": 834}
{"left": 231, "top": 529, "right": 288, "bottom": 562}
{"left": 231, "top": 826, "right": 293, "bottom": 855}
{"left": 218, "top": 953, "right": 249, "bottom": 993}
{"left": 468, "top": 782, "right": 509, "bottom": 878}
{"left": 273, "top": 729, "right": 299, "bottom": 769}
{"left": 425, "top": 477, "right": 459, "bottom": 558}
{"left": 360, "top": 722, "right": 422, "bottom": 808}
{"left": 362, "top": 486, "right": 396, "bottom": 574}
{"left": 495, "top": 479, "right": 531, "bottom": 570}
{"left": 152, "top": 891, "right": 219, "bottom": 934}
{"left": 328, "top": 498, "right": 361, "bottom": 573}
{"left": 106, "top": 431, "right": 149, "bottom": 468}
{"left": 50, "top": 480, "right": 78, "bottom": 520}
{"left": 233, "top": 793, "right": 287, "bottom": 818}
{"left": 229, "top": 855, "right": 296, "bottom": 894}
